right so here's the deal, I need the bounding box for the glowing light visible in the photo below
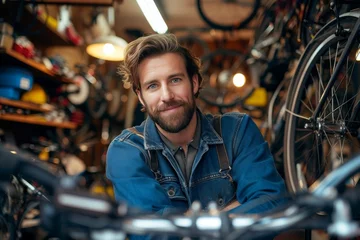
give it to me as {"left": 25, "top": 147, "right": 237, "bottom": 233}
{"left": 103, "top": 43, "right": 115, "bottom": 55}
{"left": 233, "top": 73, "right": 246, "bottom": 88}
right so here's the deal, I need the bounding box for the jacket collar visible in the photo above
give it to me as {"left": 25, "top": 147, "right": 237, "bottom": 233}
{"left": 143, "top": 108, "right": 223, "bottom": 150}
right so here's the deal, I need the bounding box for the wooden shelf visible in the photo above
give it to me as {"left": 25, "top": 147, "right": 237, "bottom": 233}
{"left": 0, "top": 114, "right": 77, "bottom": 129}
{"left": 1, "top": 5, "right": 73, "bottom": 46}
{"left": 0, "top": 98, "right": 54, "bottom": 112}
{"left": 10, "top": 0, "right": 114, "bottom": 6}
{"left": 0, "top": 48, "right": 74, "bottom": 84}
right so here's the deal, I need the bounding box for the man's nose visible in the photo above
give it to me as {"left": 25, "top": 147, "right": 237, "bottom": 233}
{"left": 160, "top": 85, "right": 174, "bottom": 102}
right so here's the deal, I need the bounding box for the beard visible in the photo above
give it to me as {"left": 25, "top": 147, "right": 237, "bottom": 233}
{"left": 146, "top": 98, "right": 196, "bottom": 133}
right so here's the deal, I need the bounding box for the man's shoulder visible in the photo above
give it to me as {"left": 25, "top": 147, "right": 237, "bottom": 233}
{"left": 204, "top": 111, "right": 248, "bottom": 123}
{"left": 111, "top": 123, "right": 146, "bottom": 145}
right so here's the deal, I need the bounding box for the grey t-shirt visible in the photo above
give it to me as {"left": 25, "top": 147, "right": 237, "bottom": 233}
{"left": 158, "top": 113, "right": 201, "bottom": 183}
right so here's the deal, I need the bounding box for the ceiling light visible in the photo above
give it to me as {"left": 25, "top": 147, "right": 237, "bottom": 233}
{"left": 136, "top": 0, "right": 168, "bottom": 34}
{"left": 86, "top": 35, "right": 128, "bottom": 61}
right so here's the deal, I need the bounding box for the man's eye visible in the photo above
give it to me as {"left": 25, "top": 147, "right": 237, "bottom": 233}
{"left": 147, "top": 83, "right": 157, "bottom": 89}
{"left": 172, "top": 78, "right": 181, "bottom": 83}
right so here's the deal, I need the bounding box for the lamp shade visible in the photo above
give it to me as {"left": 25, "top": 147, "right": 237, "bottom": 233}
{"left": 86, "top": 35, "right": 128, "bottom": 61}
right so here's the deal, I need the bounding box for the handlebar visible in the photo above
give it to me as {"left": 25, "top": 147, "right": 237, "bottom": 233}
{"left": 1, "top": 143, "right": 360, "bottom": 239}
{"left": 0, "top": 144, "right": 58, "bottom": 195}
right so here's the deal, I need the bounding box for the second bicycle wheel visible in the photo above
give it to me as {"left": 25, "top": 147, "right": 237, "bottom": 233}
{"left": 284, "top": 13, "right": 360, "bottom": 193}
{"left": 196, "top": 0, "right": 261, "bottom": 31}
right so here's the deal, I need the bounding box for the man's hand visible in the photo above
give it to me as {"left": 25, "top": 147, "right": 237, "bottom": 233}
{"left": 221, "top": 200, "right": 241, "bottom": 212}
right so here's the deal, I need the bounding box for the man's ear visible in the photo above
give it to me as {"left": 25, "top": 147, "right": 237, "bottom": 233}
{"left": 136, "top": 90, "right": 145, "bottom": 106}
{"left": 192, "top": 74, "right": 199, "bottom": 95}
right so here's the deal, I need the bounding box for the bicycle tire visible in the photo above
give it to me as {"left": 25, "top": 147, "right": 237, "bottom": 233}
{"left": 196, "top": 0, "right": 261, "bottom": 31}
{"left": 284, "top": 12, "right": 360, "bottom": 193}
{"left": 178, "top": 34, "right": 211, "bottom": 72}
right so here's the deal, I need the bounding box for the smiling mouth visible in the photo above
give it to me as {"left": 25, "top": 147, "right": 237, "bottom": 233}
{"left": 160, "top": 104, "right": 182, "bottom": 112}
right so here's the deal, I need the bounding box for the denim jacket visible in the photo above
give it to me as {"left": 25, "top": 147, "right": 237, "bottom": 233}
{"left": 106, "top": 110, "right": 287, "bottom": 218}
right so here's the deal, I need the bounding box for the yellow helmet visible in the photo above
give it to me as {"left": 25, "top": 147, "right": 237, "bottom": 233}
{"left": 21, "top": 84, "right": 47, "bottom": 104}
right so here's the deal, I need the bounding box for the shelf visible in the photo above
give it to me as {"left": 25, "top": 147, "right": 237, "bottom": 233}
{"left": 0, "top": 98, "right": 54, "bottom": 112}
{"left": 8, "top": 0, "right": 114, "bottom": 6}
{"left": 0, "top": 48, "right": 74, "bottom": 84}
{"left": 0, "top": 114, "right": 77, "bottom": 129}
{"left": 23, "top": 0, "right": 114, "bottom": 5}
{"left": 1, "top": 5, "right": 73, "bottom": 46}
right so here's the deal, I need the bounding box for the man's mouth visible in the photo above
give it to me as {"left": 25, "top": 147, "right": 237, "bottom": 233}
{"left": 159, "top": 103, "right": 182, "bottom": 112}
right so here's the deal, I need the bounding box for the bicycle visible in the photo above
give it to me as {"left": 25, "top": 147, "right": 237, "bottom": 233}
{"left": 283, "top": 0, "right": 360, "bottom": 193}
{"left": 1, "top": 143, "right": 360, "bottom": 239}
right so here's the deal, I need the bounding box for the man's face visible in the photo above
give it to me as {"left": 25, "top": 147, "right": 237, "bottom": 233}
{"left": 137, "top": 53, "right": 199, "bottom": 133}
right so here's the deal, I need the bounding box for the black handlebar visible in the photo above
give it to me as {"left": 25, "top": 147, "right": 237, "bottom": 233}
{"left": 0, "top": 144, "right": 59, "bottom": 195}
{"left": 1, "top": 143, "right": 360, "bottom": 239}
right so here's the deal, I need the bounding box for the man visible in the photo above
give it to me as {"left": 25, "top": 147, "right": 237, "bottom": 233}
{"left": 106, "top": 33, "right": 286, "bottom": 229}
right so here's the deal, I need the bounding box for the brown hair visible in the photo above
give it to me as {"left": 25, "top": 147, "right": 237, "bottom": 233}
{"left": 118, "top": 33, "right": 203, "bottom": 97}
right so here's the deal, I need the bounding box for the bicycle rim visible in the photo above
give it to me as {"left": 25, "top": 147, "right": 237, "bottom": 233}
{"left": 196, "top": 0, "right": 261, "bottom": 31}
{"left": 284, "top": 14, "right": 360, "bottom": 193}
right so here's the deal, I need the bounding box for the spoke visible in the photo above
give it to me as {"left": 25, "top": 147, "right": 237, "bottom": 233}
{"left": 323, "top": 93, "right": 358, "bottom": 119}
{"left": 339, "top": 57, "right": 350, "bottom": 122}
{"left": 344, "top": 89, "right": 360, "bottom": 120}
{"left": 320, "top": 68, "right": 348, "bottom": 119}
{"left": 340, "top": 60, "right": 357, "bottom": 121}
{"left": 294, "top": 131, "right": 314, "bottom": 145}
{"left": 322, "top": 129, "right": 341, "bottom": 163}
{"left": 301, "top": 99, "right": 314, "bottom": 113}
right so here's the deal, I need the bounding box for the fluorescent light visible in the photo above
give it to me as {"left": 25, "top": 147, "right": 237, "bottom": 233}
{"left": 136, "top": 0, "right": 168, "bottom": 34}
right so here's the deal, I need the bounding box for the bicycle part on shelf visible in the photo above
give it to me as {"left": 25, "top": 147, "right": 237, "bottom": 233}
{"left": 66, "top": 75, "right": 89, "bottom": 106}
{"left": 284, "top": 11, "right": 360, "bottom": 193}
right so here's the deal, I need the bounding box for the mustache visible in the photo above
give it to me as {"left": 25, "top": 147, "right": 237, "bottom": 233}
{"left": 157, "top": 100, "right": 184, "bottom": 112}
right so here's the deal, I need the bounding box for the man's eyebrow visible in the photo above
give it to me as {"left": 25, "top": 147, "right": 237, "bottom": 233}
{"left": 142, "top": 79, "right": 158, "bottom": 86}
{"left": 167, "top": 73, "right": 186, "bottom": 79}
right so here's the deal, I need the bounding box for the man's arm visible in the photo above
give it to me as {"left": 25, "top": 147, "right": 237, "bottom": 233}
{"left": 225, "top": 114, "right": 287, "bottom": 214}
{"left": 106, "top": 138, "right": 183, "bottom": 215}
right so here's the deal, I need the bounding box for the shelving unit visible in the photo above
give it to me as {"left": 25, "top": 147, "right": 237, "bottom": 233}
{"left": 0, "top": 97, "right": 53, "bottom": 112}
{"left": 0, "top": 98, "right": 76, "bottom": 129}
{"left": 0, "top": 114, "right": 77, "bottom": 129}
{"left": 1, "top": 5, "right": 73, "bottom": 47}
{"left": 0, "top": 48, "right": 74, "bottom": 84}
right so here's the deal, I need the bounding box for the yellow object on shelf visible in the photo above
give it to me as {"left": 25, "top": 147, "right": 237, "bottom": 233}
{"left": 21, "top": 84, "right": 47, "bottom": 104}
{"left": 244, "top": 87, "right": 268, "bottom": 107}
{"left": 38, "top": 11, "right": 58, "bottom": 31}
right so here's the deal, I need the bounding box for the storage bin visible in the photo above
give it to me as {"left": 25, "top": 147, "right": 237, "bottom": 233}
{"left": 0, "top": 67, "right": 33, "bottom": 91}
{"left": 0, "top": 87, "right": 20, "bottom": 100}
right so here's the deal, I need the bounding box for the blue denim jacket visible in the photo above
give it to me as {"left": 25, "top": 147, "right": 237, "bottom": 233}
{"left": 106, "top": 110, "right": 287, "bottom": 218}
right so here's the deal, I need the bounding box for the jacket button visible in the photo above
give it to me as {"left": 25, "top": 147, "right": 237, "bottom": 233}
{"left": 167, "top": 188, "right": 175, "bottom": 197}
{"left": 217, "top": 197, "right": 224, "bottom": 206}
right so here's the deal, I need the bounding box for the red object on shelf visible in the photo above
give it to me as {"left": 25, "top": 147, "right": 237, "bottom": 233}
{"left": 65, "top": 24, "right": 83, "bottom": 46}
{"left": 12, "top": 36, "right": 35, "bottom": 59}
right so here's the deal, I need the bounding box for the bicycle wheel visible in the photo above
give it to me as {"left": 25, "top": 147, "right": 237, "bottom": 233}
{"left": 196, "top": 0, "right": 261, "bottom": 31}
{"left": 178, "top": 34, "right": 210, "bottom": 72}
{"left": 284, "top": 13, "right": 360, "bottom": 193}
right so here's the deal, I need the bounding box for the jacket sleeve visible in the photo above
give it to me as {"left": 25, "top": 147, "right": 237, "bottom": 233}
{"left": 226, "top": 114, "right": 288, "bottom": 214}
{"left": 106, "top": 137, "right": 182, "bottom": 215}
{"left": 106, "top": 137, "right": 184, "bottom": 240}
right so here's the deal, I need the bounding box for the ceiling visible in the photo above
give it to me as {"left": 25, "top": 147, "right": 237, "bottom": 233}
{"left": 112, "top": 0, "right": 259, "bottom": 44}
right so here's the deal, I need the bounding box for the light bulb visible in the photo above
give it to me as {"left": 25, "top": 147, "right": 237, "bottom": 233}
{"left": 233, "top": 73, "right": 246, "bottom": 88}
{"left": 103, "top": 43, "right": 115, "bottom": 55}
